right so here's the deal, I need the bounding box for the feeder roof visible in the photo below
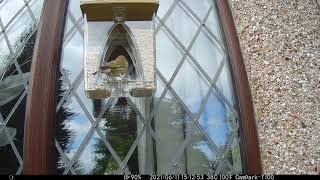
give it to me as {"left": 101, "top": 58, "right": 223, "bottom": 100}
{"left": 80, "top": 0, "right": 159, "bottom": 21}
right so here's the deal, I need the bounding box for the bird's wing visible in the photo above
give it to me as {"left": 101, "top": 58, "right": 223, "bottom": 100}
{"left": 106, "top": 64, "right": 121, "bottom": 68}
{"left": 100, "top": 64, "right": 121, "bottom": 69}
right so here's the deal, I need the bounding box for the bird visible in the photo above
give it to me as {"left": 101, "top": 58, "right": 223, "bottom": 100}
{"left": 93, "top": 55, "right": 129, "bottom": 78}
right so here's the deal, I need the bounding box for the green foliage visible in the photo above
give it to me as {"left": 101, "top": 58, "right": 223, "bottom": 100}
{"left": 91, "top": 99, "right": 139, "bottom": 174}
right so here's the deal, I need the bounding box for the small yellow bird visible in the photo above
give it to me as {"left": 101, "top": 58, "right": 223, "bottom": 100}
{"left": 93, "top": 55, "right": 129, "bottom": 77}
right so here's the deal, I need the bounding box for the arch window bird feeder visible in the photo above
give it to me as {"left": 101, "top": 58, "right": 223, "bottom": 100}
{"left": 81, "top": 0, "right": 159, "bottom": 99}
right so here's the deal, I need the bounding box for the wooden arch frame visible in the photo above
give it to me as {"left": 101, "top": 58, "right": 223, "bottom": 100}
{"left": 23, "top": 0, "right": 262, "bottom": 174}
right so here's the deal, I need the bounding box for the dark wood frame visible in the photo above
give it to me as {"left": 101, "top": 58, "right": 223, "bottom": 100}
{"left": 23, "top": 0, "right": 261, "bottom": 174}
{"left": 23, "top": 0, "right": 69, "bottom": 174}
{"left": 216, "top": 0, "right": 262, "bottom": 174}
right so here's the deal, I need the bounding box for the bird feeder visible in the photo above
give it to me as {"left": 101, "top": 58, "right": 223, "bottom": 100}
{"left": 80, "top": 0, "right": 159, "bottom": 99}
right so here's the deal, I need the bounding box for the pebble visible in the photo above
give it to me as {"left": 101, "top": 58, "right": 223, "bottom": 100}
{"left": 229, "top": 0, "right": 320, "bottom": 174}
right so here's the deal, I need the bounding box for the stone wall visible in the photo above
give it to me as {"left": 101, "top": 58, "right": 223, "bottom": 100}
{"left": 229, "top": 0, "right": 320, "bottom": 174}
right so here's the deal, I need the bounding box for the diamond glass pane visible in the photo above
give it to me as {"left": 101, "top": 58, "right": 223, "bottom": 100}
{"left": 101, "top": 99, "right": 138, "bottom": 170}
{"left": 218, "top": 135, "right": 242, "bottom": 174}
{"left": 167, "top": 120, "right": 220, "bottom": 174}
{"left": 181, "top": 0, "right": 212, "bottom": 21}
{"left": 56, "top": 0, "right": 244, "bottom": 175}
{"left": 153, "top": 90, "right": 187, "bottom": 174}
{"left": 69, "top": 0, "right": 82, "bottom": 20}
{"left": 156, "top": 27, "right": 183, "bottom": 81}
{"left": 76, "top": 79, "right": 94, "bottom": 117}
{"left": 56, "top": 96, "right": 92, "bottom": 161}
{"left": 6, "top": 8, "right": 34, "bottom": 53}
{"left": 154, "top": 75, "right": 166, "bottom": 105}
{"left": 61, "top": 27, "right": 84, "bottom": 82}
{"left": 190, "top": 29, "right": 225, "bottom": 81}
{"left": 30, "top": 0, "right": 44, "bottom": 23}
{"left": 206, "top": 5, "right": 224, "bottom": 43}
{"left": 64, "top": 15, "right": 74, "bottom": 35}
{"left": 0, "top": 33, "right": 10, "bottom": 72}
{"left": 165, "top": 2, "right": 199, "bottom": 49}
{"left": 64, "top": 13, "right": 82, "bottom": 37}
{"left": 73, "top": 132, "right": 120, "bottom": 175}
{"left": 216, "top": 63, "right": 237, "bottom": 108}
{"left": 218, "top": 161, "right": 233, "bottom": 174}
{"left": 171, "top": 57, "right": 211, "bottom": 114}
{"left": 198, "top": 90, "right": 237, "bottom": 150}
{"left": 157, "top": 0, "right": 175, "bottom": 19}
{"left": 0, "top": 0, "right": 24, "bottom": 27}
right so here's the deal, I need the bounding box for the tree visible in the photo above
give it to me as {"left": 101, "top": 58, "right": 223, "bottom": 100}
{"left": 91, "top": 98, "right": 139, "bottom": 174}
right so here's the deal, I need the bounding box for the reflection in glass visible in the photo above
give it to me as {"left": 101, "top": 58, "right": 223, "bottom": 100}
{"left": 154, "top": 90, "right": 187, "bottom": 174}
{"left": 190, "top": 29, "right": 225, "bottom": 81}
{"left": 205, "top": 6, "right": 224, "bottom": 43}
{"left": 0, "top": 30, "right": 37, "bottom": 174}
{"left": 90, "top": 100, "right": 138, "bottom": 174}
{"left": 55, "top": 77, "right": 75, "bottom": 174}
{"left": 156, "top": 27, "right": 183, "bottom": 81}
{"left": 156, "top": 0, "right": 175, "bottom": 19}
{"left": 171, "top": 57, "right": 210, "bottom": 114}
{"left": 56, "top": 91, "right": 140, "bottom": 174}
{"left": 81, "top": 132, "right": 120, "bottom": 175}
{"left": 30, "top": 0, "right": 44, "bottom": 24}
{"left": 181, "top": 0, "right": 212, "bottom": 21}
{"left": 199, "top": 91, "right": 234, "bottom": 149}
{"left": 56, "top": 96, "right": 91, "bottom": 168}
{"left": 216, "top": 64, "right": 237, "bottom": 109}
{"left": 184, "top": 130, "right": 219, "bottom": 174}
{"left": 61, "top": 27, "right": 84, "bottom": 83}
{"left": 6, "top": 6, "right": 34, "bottom": 53}
{"left": 69, "top": 0, "right": 82, "bottom": 20}
{"left": 0, "top": 34, "right": 10, "bottom": 72}
{"left": 165, "top": 3, "right": 199, "bottom": 48}
{"left": 0, "top": 0, "right": 24, "bottom": 26}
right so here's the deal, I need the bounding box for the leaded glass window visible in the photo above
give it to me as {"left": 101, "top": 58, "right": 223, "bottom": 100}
{"left": 55, "top": 0, "right": 244, "bottom": 175}
{"left": 0, "top": 0, "right": 44, "bottom": 174}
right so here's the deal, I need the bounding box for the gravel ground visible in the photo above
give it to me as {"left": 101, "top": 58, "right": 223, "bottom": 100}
{"left": 228, "top": 0, "right": 320, "bottom": 174}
